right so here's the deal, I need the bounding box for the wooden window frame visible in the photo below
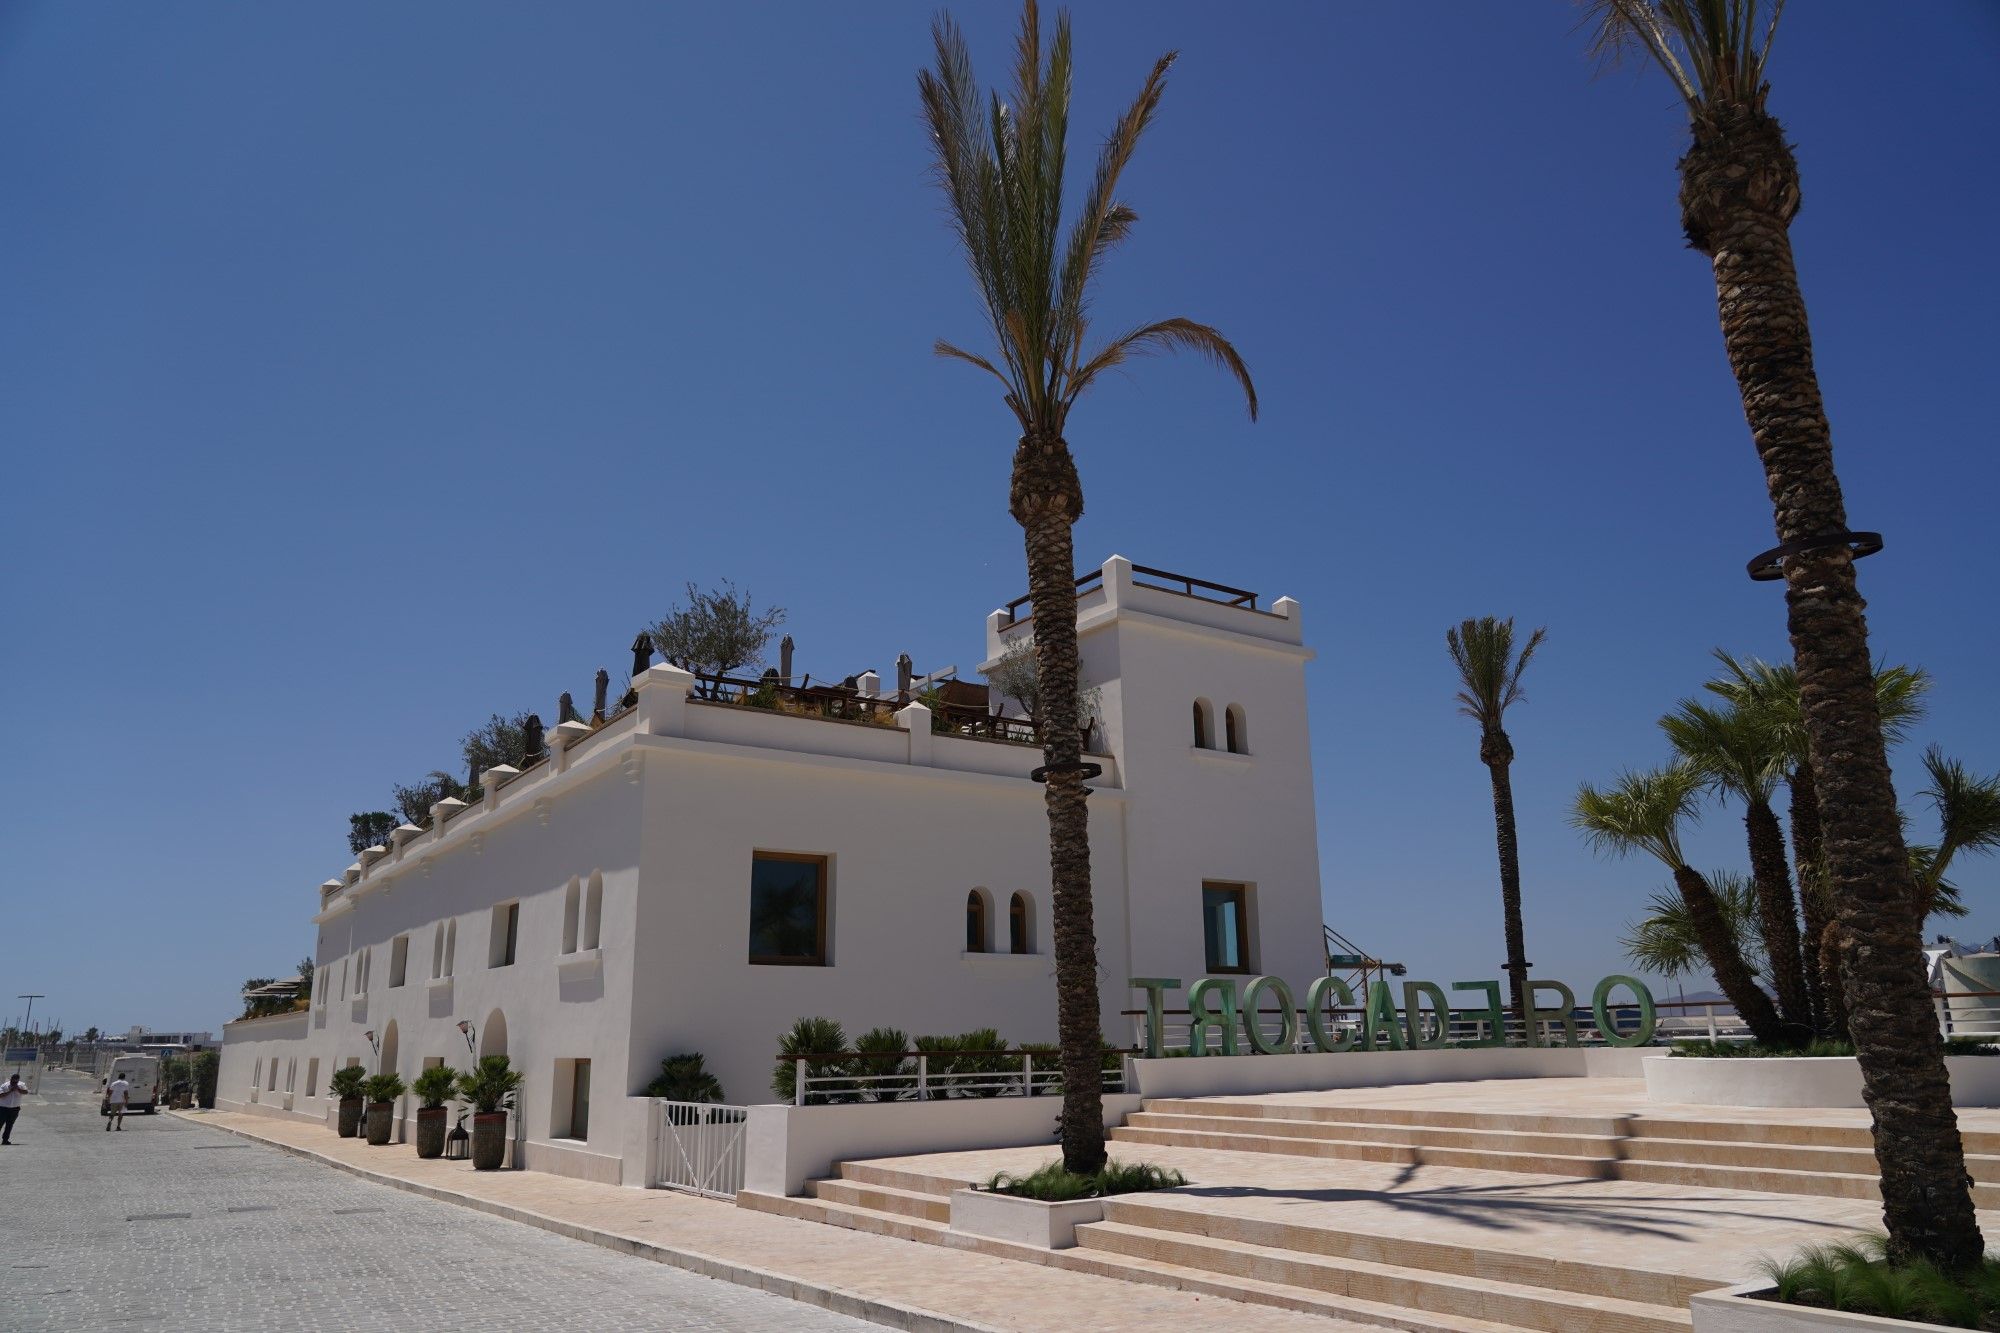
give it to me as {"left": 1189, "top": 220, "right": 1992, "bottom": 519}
{"left": 1009, "top": 893, "right": 1030, "bottom": 955}
{"left": 748, "top": 851, "right": 830, "bottom": 967}
{"left": 1202, "top": 881, "right": 1253, "bottom": 975}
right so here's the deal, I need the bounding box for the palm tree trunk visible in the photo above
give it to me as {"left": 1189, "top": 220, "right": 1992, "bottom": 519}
{"left": 1011, "top": 431, "right": 1105, "bottom": 1176}
{"left": 1789, "top": 766, "right": 1843, "bottom": 1038}
{"left": 1684, "top": 106, "right": 1981, "bottom": 1268}
{"left": 1482, "top": 748, "right": 1531, "bottom": 1027}
{"left": 1670, "top": 865, "right": 1786, "bottom": 1045}
{"left": 1745, "top": 799, "right": 1811, "bottom": 1037}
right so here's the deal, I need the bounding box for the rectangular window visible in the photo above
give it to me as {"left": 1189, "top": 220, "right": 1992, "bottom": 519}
{"left": 268, "top": 1059, "right": 280, "bottom": 1091}
{"left": 570, "top": 1059, "right": 590, "bottom": 1141}
{"left": 1202, "top": 882, "right": 1252, "bottom": 974}
{"left": 389, "top": 935, "right": 409, "bottom": 988}
{"left": 285, "top": 1059, "right": 296, "bottom": 1093}
{"left": 748, "top": 853, "right": 828, "bottom": 965}
{"left": 491, "top": 902, "right": 520, "bottom": 968}
{"left": 305, "top": 1058, "right": 320, "bottom": 1097}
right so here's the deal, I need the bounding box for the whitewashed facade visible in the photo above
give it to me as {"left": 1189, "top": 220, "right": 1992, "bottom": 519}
{"left": 217, "top": 555, "right": 1328, "bottom": 1184}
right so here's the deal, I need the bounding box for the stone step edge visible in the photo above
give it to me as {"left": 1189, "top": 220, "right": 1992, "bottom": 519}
{"left": 836, "top": 1161, "right": 970, "bottom": 1197}
{"left": 760, "top": 1189, "right": 1538, "bottom": 1333}
{"left": 1141, "top": 1099, "right": 1629, "bottom": 1136}
{"left": 1110, "top": 1124, "right": 1618, "bottom": 1174}
{"left": 812, "top": 1178, "right": 954, "bottom": 1222}
{"left": 1100, "top": 1197, "right": 1714, "bottom": 1308}
{"left": 1124, "top": 1112, "right": 1621, "bottom": 1150}
{"left": 1079, "top": 1220, "right": 1695, "bottom": 1333}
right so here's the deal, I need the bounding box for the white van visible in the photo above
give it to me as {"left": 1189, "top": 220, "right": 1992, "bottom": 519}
{"left": 103, "top": 1053, "right": 161, "bottom": 1115}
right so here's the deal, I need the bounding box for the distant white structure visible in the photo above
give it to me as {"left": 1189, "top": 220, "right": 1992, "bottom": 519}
{"left": 218, "top": 555, "right": 1329, "bottom": 1185}
{"left": 118, "top": 1026, "right": 218, "bottom": 1050}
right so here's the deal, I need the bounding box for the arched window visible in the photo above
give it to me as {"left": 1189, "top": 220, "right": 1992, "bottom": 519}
{"left": 432, "top": 925, "right": 444, "bottom": 980}
{"left": 583, "top": 871, "right": 603, "bottom": 951}
{"left": 562, "top": 876, "right": 581, "bottom": 954}
{"left": 966, "top": 890, "right": 989, "bottom": 953}
{"left": 1225, "top": 704, "right": 1247, "bottom": 755}
{"left": 443, "top": 920, "right": 457, "bottom": 978}
{"left": 1193, "top": 699, "right": 1214, "bottom": 749}
{"left": 1009, "top": 892, "right": 1032, "bottom": 955}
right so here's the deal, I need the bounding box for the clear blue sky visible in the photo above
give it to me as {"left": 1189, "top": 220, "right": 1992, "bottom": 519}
{"left": 4, "top": 3, "right": 1997, "bottom": 1037}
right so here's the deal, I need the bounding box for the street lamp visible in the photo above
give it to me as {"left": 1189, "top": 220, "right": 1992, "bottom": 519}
{"left": 363, "top": 1029, "right": 380, "bottom": 1072}
{"left": 456, "top": 1020, "right": 476, "bottom": 1058}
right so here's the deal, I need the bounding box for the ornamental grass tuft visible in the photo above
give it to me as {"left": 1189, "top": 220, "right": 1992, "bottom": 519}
{"left": 1761, "top": 1236, "right": 2000, "bottom": 1327}
{"left": 983, "top": 1160, "right": 1187, "bottom": 1202}
{"left": 1672, "top": 1038, "right": 1997, "bottom": 1059}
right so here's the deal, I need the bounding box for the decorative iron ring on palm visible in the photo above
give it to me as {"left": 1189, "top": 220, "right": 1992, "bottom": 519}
{"left": 1746, "top": 530, "right": 1883, "bottom": 582}
{"left": 1030, "top": 760, "right": 1103, "bottom": 784}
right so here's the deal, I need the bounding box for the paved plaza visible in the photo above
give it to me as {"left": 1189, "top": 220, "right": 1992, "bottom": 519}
{"left": 0, "top": 1069, "right": 876, "bottom": 1333}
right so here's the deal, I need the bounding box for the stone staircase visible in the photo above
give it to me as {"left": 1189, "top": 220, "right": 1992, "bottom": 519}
{"left": 741, "top": 1160, "right": 1701, "bottom": 1332}
{"left": 1110, "top": 1098, "right": 2000, "bottom": 1208}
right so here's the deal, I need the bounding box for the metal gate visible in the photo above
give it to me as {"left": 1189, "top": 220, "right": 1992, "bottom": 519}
{"left": 651, "top": 1101, "right": 748, "bottom": 1198}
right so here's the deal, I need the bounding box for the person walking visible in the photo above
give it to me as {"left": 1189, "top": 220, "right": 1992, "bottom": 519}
{"left": 0, "top": 1072, "right": 27, "bottom": 1144}
{"left": 104, "top": 1072, "right": 129, "bottom": 1131}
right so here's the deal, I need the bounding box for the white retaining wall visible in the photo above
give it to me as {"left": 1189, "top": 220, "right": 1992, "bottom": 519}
{"left": 1646, "top": 1054, "right": 2000, "bottom": 1108}
{"left": 1130, "top": 1045, "right": 1659, "bottom": 1099}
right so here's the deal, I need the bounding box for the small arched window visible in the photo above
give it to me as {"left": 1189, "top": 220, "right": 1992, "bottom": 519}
{"left": 562, "top": 876, "right": 581, "bottom": 954}
{"left": 443, "top": 920, "right": 457, "bottom": 978}
{"left": 1009, "top": 892, "right": 1032, "bottom": 954}
{"left": 1225, "top": 704, "right": 1247, "bottom": 755}
{"left": 583, "top": 871, "right": 603, "bottom": 951}
{"left": 431, "top": 925, "right": 445, "bottom": 980}
{"left": 966, "top": 890, "right": 989, "bottom": 953}
{"left": 1193, "top": 699, "right": 1213, "bottom": 749}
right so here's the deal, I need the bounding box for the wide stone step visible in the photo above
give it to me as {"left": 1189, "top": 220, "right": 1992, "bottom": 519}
{"left": 1125, "top": 1110, "right": 1619, "bottom": 1158}
{"left": 812, "top": 1177, "right": 952, "bottom": 1223}
{"left": 1101, "top": 1197, "right": 1715, "bottom": 1310}
{"left": 833, "top": 1160, "right": 963, "bottom": 1197}
{"left": 1109, "top": 1124, "right": 1618, "bottom": 1178}
{"left": 1078, "top": 1220, "right": 1692, "bottom": 1333}
{"left": 1607, "top": 1157, "right": 2000, "bottom": 1208}
{"left": 737, "top": 1188, "right": 948, "bottom": 1243}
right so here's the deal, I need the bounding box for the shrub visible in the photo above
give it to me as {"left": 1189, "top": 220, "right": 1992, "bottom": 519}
{"left": 953, "top": 1028, "right": 1009, "bottom": 1098}
{"left": 1672, "top": 1038, "right": 1999, "bottom": 1059}
{"left": 1762, "top": 1236, "right": 2000, "bottom": 1327}
{"left": 412, "top": 1065, "right": 458, "bottom": 1109}
{"left": 853, "top": 1028, "right": 913, "bottom": 1102}
{"left": 984, "top": 1160, "right": 1188, "bottom": 1202}
{"left": 644, "top": 1053, "right": 725, "bottom": 1103}
{"left": 362, "top": 1072, "right": 405, "bottom": 1104}
{"left": 772, "top": 1017, "right": 851, "bottom": 1103}
{"left": 455, "top": 1055, "right": 522, "bottom": 1114}
{"left": 329, "top": 1065, "right": 368, "bottom": 1100}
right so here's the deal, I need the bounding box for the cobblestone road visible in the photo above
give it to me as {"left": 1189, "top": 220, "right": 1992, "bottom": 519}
{"left": 0, "top": 1069, "right": 876, "bottom": 1332}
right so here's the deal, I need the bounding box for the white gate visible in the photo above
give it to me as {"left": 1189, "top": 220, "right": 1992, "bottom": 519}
{"left": 652, "top": 1101, "right": 748, "bottom": 1198}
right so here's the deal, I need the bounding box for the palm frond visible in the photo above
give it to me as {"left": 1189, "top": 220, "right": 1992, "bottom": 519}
{"left": 1659, "top": 696, "right": 1783, "bottom": 804}
{"left": 1069, "top": 317, "right": 1257, "bottom": 421}
{"left": 1622, "top": 872, "right": 1766, "bottom": 980}
{"left": 1445, "top": 618, "right": 1546, "bottom": 729}
{"left": 1578, "top": 0, "right": 1786, "bottom": 115}
{"left": 1573, "top": 764, "right": 1705, "bottom": 869}
{"left": 1920, "top": 747, "right": 2000, "bottom": 894}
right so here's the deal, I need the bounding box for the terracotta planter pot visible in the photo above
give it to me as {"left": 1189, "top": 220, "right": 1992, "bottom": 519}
{"left": 414, "top": 1106, "right": 447, "bottom": 1158}
{"left": 336, "top": 1096, "right": 363, "bottom": 1138}
{"left": 364, "top": 1102, "right": 394, "bottom": 1145}
{"left": 471, "top": 1111, "right": 507, "bottom": 1170}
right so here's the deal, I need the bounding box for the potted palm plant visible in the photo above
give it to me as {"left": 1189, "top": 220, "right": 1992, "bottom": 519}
{"left": 329, "top": 1064, "right": 367, "bottom": 1138}
{"left": 455, "top": 1055, "right": 522, "bottom": 1170}
{"left": 362, "top": 1072, "right": 405, "bottom": 1146}
{"left": 411, "top": 1064, "right": 457, "bottom": 1159}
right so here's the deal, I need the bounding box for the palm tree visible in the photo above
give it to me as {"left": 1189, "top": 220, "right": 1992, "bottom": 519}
{"left": 1621, "top": 871, "right": 1765, "bottom": 983}
{"left": 1573, "top": 764, "right": 1785, "bottom": 1044}
{"left": 919, "top": 2, "right": 1256, "bottom": 1173}
{"left": 1913, "top": 749, "right": 2000, "bottom": 926}
{"left": 1708, "top": 653, "right": 1929, "bottom": 1039}
{"left": 1659, "top": 699, "right": 1809, "bottom": 1039}
{"left": 1584, "top": 0, "right": 1982, "bottom": 1269}
{"left": 1445, "top": 617, "right": 1546, "bottom": 1026}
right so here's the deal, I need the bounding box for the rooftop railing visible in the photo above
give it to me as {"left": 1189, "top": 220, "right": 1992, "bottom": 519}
{"left": 1003, "top": 562, "right": 1260, "bottom": 626}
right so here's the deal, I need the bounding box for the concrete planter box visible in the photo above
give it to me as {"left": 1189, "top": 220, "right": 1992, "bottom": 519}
{"left": 949, "top": 1187, "right": 1104, "bottom": 1249}
{"left": 1648, "top": 1055, "right": 2000, "bottom": 1109}
{"left": 1692, "top": 1282, "right": 1951, "bottom": 1330}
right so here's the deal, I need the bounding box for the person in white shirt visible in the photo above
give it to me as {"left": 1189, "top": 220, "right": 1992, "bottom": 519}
{"left": 104, "top": 1075, "right": 130, "bottom": 1131}
{"left": 0, "top": 1072, "right": 27, "bottom": 1144}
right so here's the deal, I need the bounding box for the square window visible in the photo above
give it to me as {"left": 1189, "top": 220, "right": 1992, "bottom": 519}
{"left": 1202, "top": 882, "right": 1252, "bottom": 974}
{"left": 748, "top": 853, "right": 828, "bottom": 965}
{"left": 389, "top": 935, "right": 409, "bottom": 988}
{"left": 491, "top": 902, "right": 520, "bottom": 968}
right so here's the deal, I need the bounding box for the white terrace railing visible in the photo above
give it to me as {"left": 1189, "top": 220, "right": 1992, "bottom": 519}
{"left": 651, "top": 1100, "right": 749, "bottom": 1198}
{"left": 787, "top": 1051, "right": 1128, "bottom": 1107}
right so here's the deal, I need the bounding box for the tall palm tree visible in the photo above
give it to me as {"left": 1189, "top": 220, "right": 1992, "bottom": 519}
{"left": 1584, "top": 0, "right": 1982, "bottom": 1268}
{"left": 1446, "top": 617, "right": 1546, "bottom": 1026}
{"left": 1621, "top": 871, "right": 1765, "bottom": 984}
{"left": 1659, "top": 699, "right": 1809, "bottom": 1039}
{"left": 1574, "top": 764, "right": 1786, "bottom": 1045}
{"left": 920, "top": 2, "right": 1256, "bottom": 1174}
{"left": 1708, "top": 653, "right": 1929, "bottom": 1039}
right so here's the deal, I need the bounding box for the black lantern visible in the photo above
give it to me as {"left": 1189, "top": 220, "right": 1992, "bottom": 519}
{"left": 444, "top": 1113, "right": 471, "bottom": 1161}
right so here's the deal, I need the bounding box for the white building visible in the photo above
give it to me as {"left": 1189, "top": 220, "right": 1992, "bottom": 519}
{"left": 218, "top": 555, "right": 1328, "bottom": 1185}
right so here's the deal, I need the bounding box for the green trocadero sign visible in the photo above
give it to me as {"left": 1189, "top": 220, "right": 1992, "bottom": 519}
{"left": 1128, "top": 973, "right": 1657, "bottom": 1059}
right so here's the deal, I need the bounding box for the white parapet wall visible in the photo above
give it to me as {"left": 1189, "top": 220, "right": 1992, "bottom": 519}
{"left": 1690, "top": 1281, "right": 1941, "bottom": 1330}
{"left": 1129, "top": 1045, "right": 1659, "bottom": 1100}
{"left": 1646, "top": 1054, "right": 2000, "bottom": 1109}
{"left": 743, "top": 1094, "right": 1144, "bottom": 1197}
